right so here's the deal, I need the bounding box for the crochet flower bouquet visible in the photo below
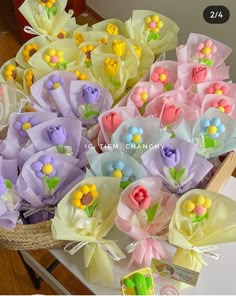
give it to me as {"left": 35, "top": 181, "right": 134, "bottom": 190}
{"left": 0, "top": 0, "right": 236, "bottom": 291}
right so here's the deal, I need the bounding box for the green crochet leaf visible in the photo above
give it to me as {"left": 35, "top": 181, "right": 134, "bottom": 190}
{"left": 147, "top": 32, "right": 160, "bottom": 42}
{"left": 85, "top": 199, "right": 98, "bottom": 217}
{"left": 45, "top": 176, "right": 61, "bottom": 191}
{"left": 4, "top": 179, "right": 12, "bottom": 189}
{"left": 169, "top": 167, "right": 186, "bottom": 184}
{"left": 146, "top": 203, "right": 159, "bottom": 223}
{"left": 204, "top": 134, "right": 218, "bottom": 149}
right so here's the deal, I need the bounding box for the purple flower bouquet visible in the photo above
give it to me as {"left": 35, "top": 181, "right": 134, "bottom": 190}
{"left": 16, "top": 151, "right": 85, "bottom": 224}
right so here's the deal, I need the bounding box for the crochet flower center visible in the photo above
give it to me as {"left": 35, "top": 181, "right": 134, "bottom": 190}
{"left": 207, "top": 126, "right": 217, "bottom": 135}
{"left": 42, "top": 164, "right": 53, "bottom": 175}
{"left": 21, "top": 122, "right": 32, "bottom": 131}
{"left": 72, "top": 184, "right": 98, "bottom": 209}
{"left": 80, "top": 192, "right": 93, "bottom": 205}
{"left": 112, "top": 169, "right": 123, "bottom": 178}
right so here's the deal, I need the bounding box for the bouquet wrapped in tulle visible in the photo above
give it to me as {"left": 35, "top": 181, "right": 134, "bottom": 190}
{"left": 52, "top": 176, "right": 125, "bottom": 284}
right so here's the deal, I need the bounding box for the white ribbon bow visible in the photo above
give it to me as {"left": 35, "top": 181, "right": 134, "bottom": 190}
{"left": 23, "top": 26, "right": 55, "bottom": 41}
{"left": 126, "top": 233, "right": 168, "bottom": 254}
{"left": 190, "top": 245, "right": 220, "bottom": 260}
{"left": 64, "top": 239, "right": 126, "bottom": 261}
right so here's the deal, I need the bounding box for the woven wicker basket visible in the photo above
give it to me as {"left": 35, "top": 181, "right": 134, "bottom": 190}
{"left": 0, "top": 220, "right": 66, "bottom": 250}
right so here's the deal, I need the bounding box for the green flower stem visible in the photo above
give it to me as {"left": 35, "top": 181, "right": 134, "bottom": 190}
{"left": 45, "top": 6, "right": 57, "bottom": 19}
{"left": 164, "top": 83, "right": 173, "bottom": 91}
{"left": 192, "top": 212, "right": 208, "bottom": 223}
{"left": 109, "top": 76, "right": 121, "bottom": 87}
{"left": 199, "top": 58, "right": 213, "bottom": 66}
{"left": 140, "top": 102, "right": 148, "bottom": 115}
{"left": 120, "top": 180, "right": 132, "bottom": 190}
{"left": 147, "top": 32, "right": 160, "bottom": 42}
{"left": 84, "top": 104, "right": 100, "bottom": 119}
{"left": 84, "top": 199, "right": 98, "bottom": 217}
{"left": 43, "top": 176, "right": 61, "bottom": 193}
{"left": 57, "top": 61, "right": 68, "bottom": 70}
{"left": 57, "top": 144, "right": 64, "bottom": 154}
{"left": 85, "top": 61, "right": 92, "bottom": 68}
{"left": 4, "top": 179, "right": 12, "bottom": 189}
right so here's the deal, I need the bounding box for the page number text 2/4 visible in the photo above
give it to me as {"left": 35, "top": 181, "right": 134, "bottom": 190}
{"left": 210, "top": 11, "right": 223, "bottom": 19}
{"left": 203, "top": 6, "right": 230, "bottom": 24}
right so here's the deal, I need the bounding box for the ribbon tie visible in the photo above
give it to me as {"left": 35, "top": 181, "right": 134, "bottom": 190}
{"left": 20, "top": 202, "right": 55, "bottom": 218}
{"left": 64, "top": 239, "right": 126, "bottom": 261}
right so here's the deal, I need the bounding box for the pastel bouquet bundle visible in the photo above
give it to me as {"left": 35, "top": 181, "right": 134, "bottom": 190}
{"left": 97, "top": 105, "right": 141, "bottom": 151}
{"left": 111, "top": 117, "right": 171, "bottom": 159}
{"left": 141, "top": 138, "right": 213, "bottom": 194}
{"left": 168, "top": 188, "right": 236, "bottom": 287}
{"left": 51, "top": 176, "right": 125, "bottom": 284}
{"left": 0, "top": 82, "right": 29, "bottom": 132}
{"left": 0, "top": 111, "right": 57, "bottom": 159}
{"left": 28, "top": 70, "right": 113, "bottom": 139}
{"left": 16, "top": 151, "right": 85, "bottom": 224}
{"left": 86, "top": 149, "right": 147, "bottom": 189}
{"left": 96, "top": 116, "right": 213, "bottom": 194}
{"left": 115, "top": 177, "right": 177, "bottom": 268}
{"left": 0, "top": 158, "right": 20, "bottom": 230}
{"left": 0, "top": 1, "right": 179, "bottom": 103}
{"left": 0, "top": 108, "right": 90, "bottom": 227}
{"left": 103, "top": 32, "right": 236, "bottom": 165}
{"left": 18, "top": 0, "right": 77, "bottom": 38}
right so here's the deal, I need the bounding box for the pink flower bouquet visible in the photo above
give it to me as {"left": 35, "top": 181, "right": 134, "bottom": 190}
{"left": 115, "top": 177, "right": 177, "bottom": 268}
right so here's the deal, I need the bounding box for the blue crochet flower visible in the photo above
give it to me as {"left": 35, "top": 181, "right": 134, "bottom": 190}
{"left": 106, "top": 160, "right": 133, "bottom": 182}
{"left": 200, "top": 117, "right": 225, "bottom": 139}
{"left": 123, "top": 126, "right": 143, "bottom": 149}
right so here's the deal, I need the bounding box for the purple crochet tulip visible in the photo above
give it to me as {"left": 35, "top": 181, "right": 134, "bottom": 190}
{"left": 47, "top": 125, "right": 67, "bottom": 145}
{"left": 82, "top": 85, "right": 100, "bottom": 104}
{"left": 0, "top": 176, "right": 6, "bottom": 196}
{"left": 160, "top": 145, "right": 180, "bottom": 168}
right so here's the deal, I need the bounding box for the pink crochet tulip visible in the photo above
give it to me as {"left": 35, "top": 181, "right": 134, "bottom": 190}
{"left": 161, "top": 104, "right": 180, "bottom": 126}
{"left": 128, "top": 185, "right": 151, "bottom": 210}
{"left": 192, "top": 66, "right": 207, "bottom": 84}
{"left": 102, "top": 111, "right": 122, "bottom": 133}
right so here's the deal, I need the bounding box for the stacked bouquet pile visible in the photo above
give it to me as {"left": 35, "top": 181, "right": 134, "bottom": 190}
{"left": 0, "top": 0, "right": 236, "bottom": 292}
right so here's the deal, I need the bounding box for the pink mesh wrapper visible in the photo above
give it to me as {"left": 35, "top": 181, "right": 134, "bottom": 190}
{"left": 176, "top": 33, "right": 232, "bottom": 68}
{"left": 126, "top": 81, "right": 164, "bottom": 114}
{"left": 115, "top": 177, "right": 177, "bottom": 268}
{"left": 196, "top": 80, "right": 236, "bottom": 101}
{"left": 176, "top": 63, "right": 229, "bottom": 91}
{"left": 144, "top": 89, "right": 198, "bottom": 125}
{"left": 200, "top": 94, "right": 236, "bottom": 120}
{"left": 149, "top": 60, "right": 179, "bottom": 92}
